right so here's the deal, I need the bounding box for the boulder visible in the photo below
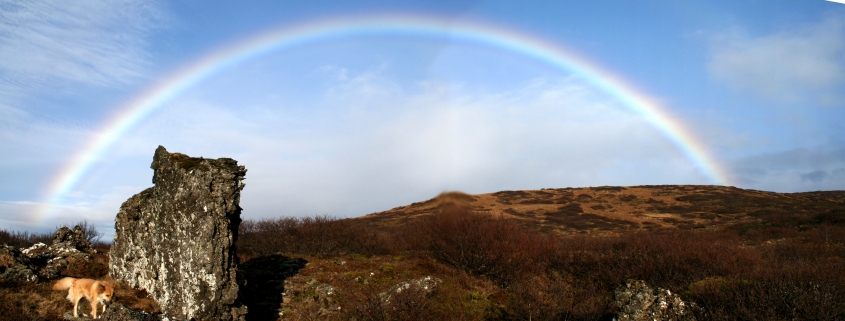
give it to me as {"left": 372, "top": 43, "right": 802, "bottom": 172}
{"left": 110, "top": 146, "right": 248, "bottom": 321}
{"left": 615, "top": 279, "right": 696, "bottom": 321}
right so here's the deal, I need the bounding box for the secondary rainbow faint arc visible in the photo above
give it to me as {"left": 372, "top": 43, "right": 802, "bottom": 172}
{"left": 42, "top": 14, "right": 732, "bottom": 217}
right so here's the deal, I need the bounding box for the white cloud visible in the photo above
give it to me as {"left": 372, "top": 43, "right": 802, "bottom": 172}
{"left": 105, "top": 69, "right": 704, "bottom": 220}
{"left": 0, "top": 65, "right": 718, "bottom": 234}
{"left": 0, "top": 0, "right": 165, "bottom": 91}
{"left": 707, "top": 17, "right": 845, "bottom": 103}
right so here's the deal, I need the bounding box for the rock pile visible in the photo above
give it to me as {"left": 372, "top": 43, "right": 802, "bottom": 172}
{"left": 109, "top": 146, "right": 248, "bottom": 321}
{"left": 614, "top": 279, "right": 697, "bottom": 321}
{"left": 0, "top": 225, "right": 95, "bottom": 282}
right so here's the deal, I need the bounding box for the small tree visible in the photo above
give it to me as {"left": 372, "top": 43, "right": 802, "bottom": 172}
{"left": 75, "top": 219, "right": 104, "bottom": 244}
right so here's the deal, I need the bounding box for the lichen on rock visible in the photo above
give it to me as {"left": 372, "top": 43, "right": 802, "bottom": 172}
{"left": 0, "top": 225, "right": 96, "bottom": 283}
{"left": 615, "top": 279, "right": 697, "bottom": 321}
{"left": 379, "top": 275, "right": 442, "bottom": 304}
{"left": 109, "top": 146, "right": 248, "bottom": 321}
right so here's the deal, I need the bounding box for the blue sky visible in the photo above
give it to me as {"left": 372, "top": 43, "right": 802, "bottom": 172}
{"left": 1, "top": 0, "right": 844, "bottom": 239}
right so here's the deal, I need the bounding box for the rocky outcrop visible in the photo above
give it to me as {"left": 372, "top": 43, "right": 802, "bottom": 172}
{"left": 0, "top": 244, "right": 36, "bottom": 282}
{"left": 615, "top": 279, "right": 696, "bottom": 321}
{"left": 0, "top": 225, "right": 95, "bottom": 282}
{"left": 109, "top": 146, "right": 248, "bottom": 321}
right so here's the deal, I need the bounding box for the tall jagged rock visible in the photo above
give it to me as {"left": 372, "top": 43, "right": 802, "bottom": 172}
{"left": 110, "top": 146, "right": 247, "bottom": 321}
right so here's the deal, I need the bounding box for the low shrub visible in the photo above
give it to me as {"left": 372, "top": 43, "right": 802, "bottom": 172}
{"left": 0, "top": 220, "right": 107, "bottom": 249}
{"left": 238, "top": 215, "right": 391, "bottom": 260}
{"left": 402, "top": 206, "right": 553, "bottom": 287}
{"left": 0, "top": 229, "right": 52, "bottom": 248}
{"left": 548, "top": 230, "right": 757, "bottom": 292}
{"left": 685, "top": 260, "right": 845, "bottom": 320}
{"left": 506, "top": 272, "right": 611, "bottom": 321}
{"left": 344, "top": 283, "right": 438, "bottom": 321}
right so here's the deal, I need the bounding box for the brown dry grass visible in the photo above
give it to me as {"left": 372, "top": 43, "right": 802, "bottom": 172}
{"left": 0, "top": 280, "right": 66, "bottom": 321}
{"left": 357, "top": 185, "right": 845, "bottom": 235}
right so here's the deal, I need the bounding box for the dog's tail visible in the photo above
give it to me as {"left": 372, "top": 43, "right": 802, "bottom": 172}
{"left": 52, "top": 277, "right": 76, "bottom": 291}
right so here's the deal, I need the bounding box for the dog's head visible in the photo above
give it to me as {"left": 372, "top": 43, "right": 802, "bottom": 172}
{"left": 97, "top": 281, "right": 115, "bottom": 303}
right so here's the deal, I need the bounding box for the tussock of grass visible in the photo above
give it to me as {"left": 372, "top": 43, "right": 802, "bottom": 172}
{"left": 0, "top": 280, "right": 66, "bottom": 321}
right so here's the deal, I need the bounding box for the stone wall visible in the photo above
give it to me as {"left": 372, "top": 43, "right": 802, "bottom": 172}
{"left": 110, "top": 146, "right": 247, "bottom": 321}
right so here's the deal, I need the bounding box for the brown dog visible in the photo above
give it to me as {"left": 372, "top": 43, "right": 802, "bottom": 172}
{"left": 53, "top": 277, "right": 114, "bottom": 318}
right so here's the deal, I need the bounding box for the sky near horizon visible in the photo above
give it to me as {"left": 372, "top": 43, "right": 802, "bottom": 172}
{"left": 1, "top": 0, "right": 844, "bottom": 239}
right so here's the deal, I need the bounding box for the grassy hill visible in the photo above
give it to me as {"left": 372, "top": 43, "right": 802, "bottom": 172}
{"left": 241, "top": 185, "right": 845, "bottom": 320}
{"left": 357, "top": 185, "right": 845, "bottom": 234}
{"left": 3, "top": 185, "right": 845, "bottom": 320}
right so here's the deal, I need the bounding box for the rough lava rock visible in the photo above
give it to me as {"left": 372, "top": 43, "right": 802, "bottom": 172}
{"left": 53, "top": 225, "right": 94, "bottom": 253}
{"left": 615, "top": 279, "right": 697, "bottom": 321}
{"left": 0, "top": 225, "right": 95, "bottom": 282}
{"left": 109, "top": 146, "right": 248, "bottom": 321}
{"left": 0, "top": 244, "right": 37, "bottom": 282}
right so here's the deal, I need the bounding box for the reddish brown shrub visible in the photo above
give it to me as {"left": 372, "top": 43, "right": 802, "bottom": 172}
{"left": 507, "top": 272, "right": 611, "bottom": 321}
{"left": 685, "top": 260, "right": 845, "bottom": 320}
{"left": 0, "top": 229, "right": 52, "bottom": 248}
{"left": 548, "top": 230, "right": 757, "bottom": 292}
{"left": 403, "top": 206, "right": 553, "bottom": 287}
{"left": 238, "top": 215, "right": 392, "bottom": 259}
{"left": 238, "top": 206, "right": 845, "bottom": 320}
{"left": 0, "top": 221, "right": 106, "bottom": 249}
{"left": 345, "top": 284, "right": 438, "bottom": 321}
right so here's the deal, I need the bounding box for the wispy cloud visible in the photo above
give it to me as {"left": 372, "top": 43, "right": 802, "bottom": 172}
{"left": 0, "top": 0, "right": 165, "bottom": 92}
{"left": 707, "top": 17, "right": 845, "bottom": 103}
{"left": 730, "top": 146, "right": 845, "bottom": 191}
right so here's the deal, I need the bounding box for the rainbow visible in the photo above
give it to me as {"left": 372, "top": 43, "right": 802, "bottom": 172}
{"left": 39, "top": 14, "right": 732, "bottom": 219}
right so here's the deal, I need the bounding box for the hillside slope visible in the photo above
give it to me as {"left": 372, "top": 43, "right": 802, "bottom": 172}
{"left": 357, "top": 185, "right": 845, "bottom": 235}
